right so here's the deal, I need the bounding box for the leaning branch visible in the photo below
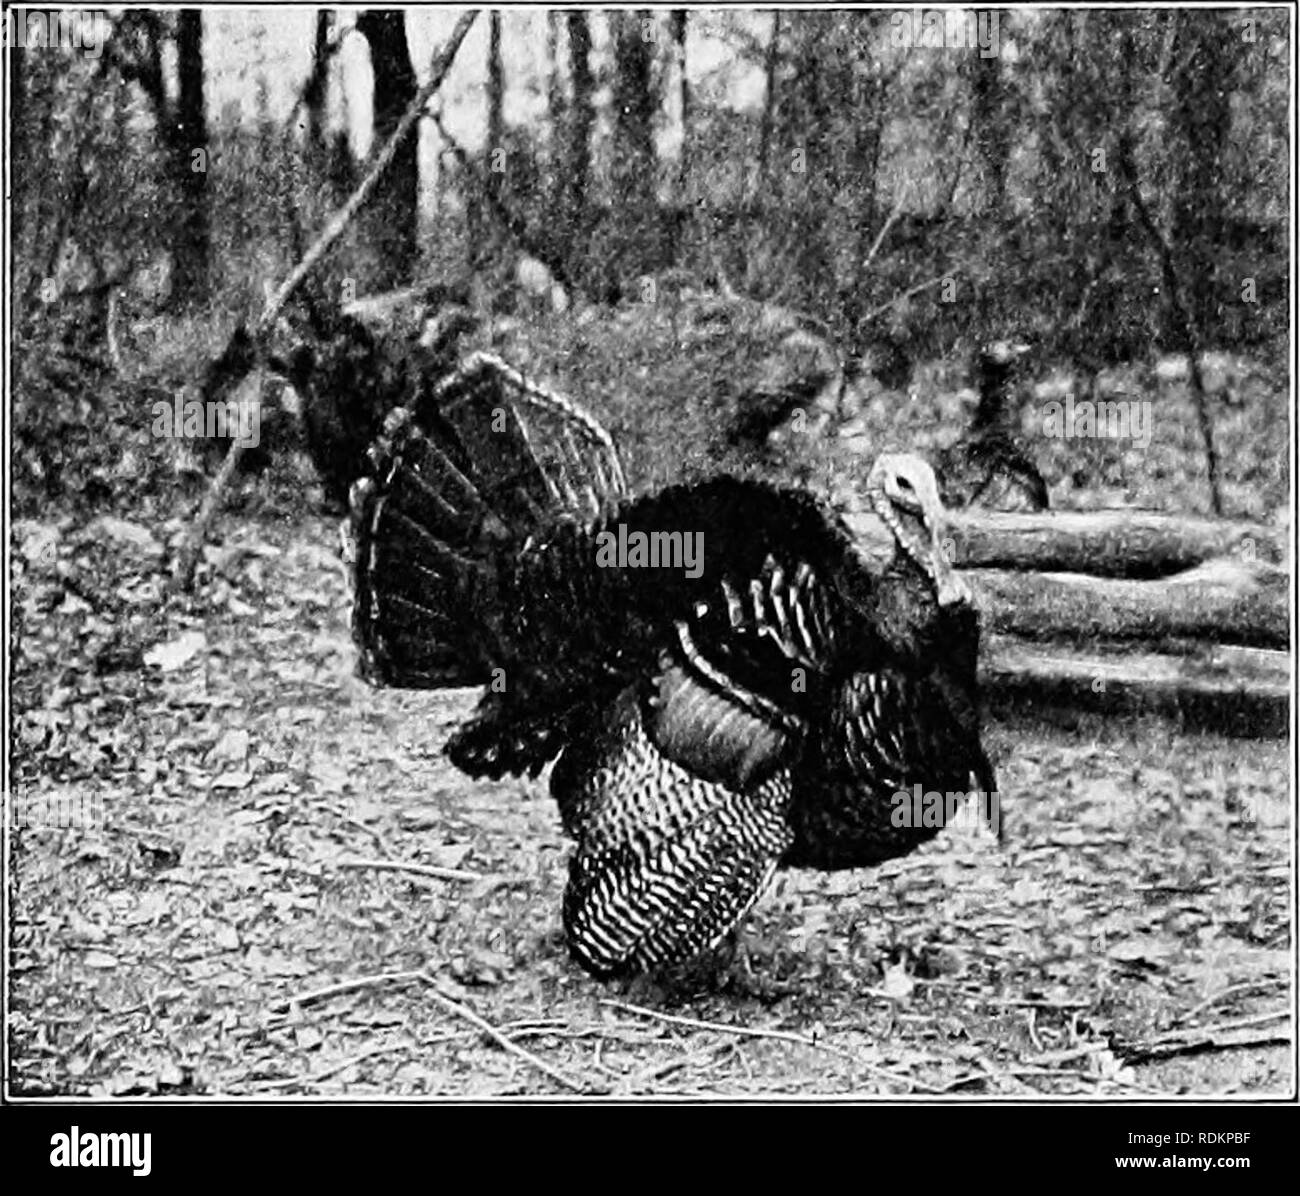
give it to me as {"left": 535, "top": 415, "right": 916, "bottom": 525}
{"left": 258, "top": 11, "right": 478, "bottom": 337}
{"left": 167, "top": 10, "right": 479, "bottom": 594}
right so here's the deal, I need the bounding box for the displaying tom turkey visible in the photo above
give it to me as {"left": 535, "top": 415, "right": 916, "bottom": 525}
{"left": 347, "top": 353, "right": 997, "bottom": 978}
{"left": 935, "top": 340, "right": 1050, "bottom": 511}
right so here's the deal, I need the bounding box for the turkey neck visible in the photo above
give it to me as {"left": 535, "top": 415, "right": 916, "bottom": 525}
{"left": 971, "top": 358, "right": 1017, "bottom": 434}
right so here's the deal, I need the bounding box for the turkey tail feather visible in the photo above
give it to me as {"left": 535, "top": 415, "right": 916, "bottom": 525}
{"left": 347, "top": 352, "right": 626, "bottom": 688}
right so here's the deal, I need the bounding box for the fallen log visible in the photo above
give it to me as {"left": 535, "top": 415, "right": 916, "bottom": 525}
{"left": 981, "top": 637, "right": 1289, "bottom": 738}
{"left": 967, "top": 557, "right": 1289, "bottom": 650}
{"left": 946, "top": 508, "right": 1286, "bottom": 576}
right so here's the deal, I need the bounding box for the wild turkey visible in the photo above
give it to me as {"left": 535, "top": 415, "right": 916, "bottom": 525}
{"left": 347, "top": 353, "right": 997, "bottom": 978}
{"left": 266, "top": 284, "right": 478, "bottom": 509}
{"left": 935, "top": 340, "right": 1049, "bottom": 511}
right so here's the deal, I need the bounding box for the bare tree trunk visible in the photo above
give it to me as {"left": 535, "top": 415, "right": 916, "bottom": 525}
{"left": 1168, "top": 9, "right": 1232, "bottom": 341}
{"left": 356, "top": 9, "right": 418, "bottom": 290}
{"left": 757, "top": 12, "right": 780, "bottom": 185}
{"left": 487, "top": 12, "right": 504, "bottom": 162}
{"left": 305, "top": 9, "right": 333, "bottom": 152}
{"left": 967, "top": 15, "right": 1009, "bottom": 215}
{"left": 545, "top": 10, "right": 565, "bottom": 231}
{"left": 546, "top": 12, "right": 563, "bottom": 120}
{"left": 609, "top": 10, "right": 659, "bottom": 293}
{"left": 481, "top": 9, "right": 505, "bottom": 272}
{"left": 670, "top": 10, "right": 689, "bottom": 199}
{"left": 171, "top": 10, "right": 209, "bottom": 307}
{"left": 564, "top": 12, "right": 594, "bottom": 278}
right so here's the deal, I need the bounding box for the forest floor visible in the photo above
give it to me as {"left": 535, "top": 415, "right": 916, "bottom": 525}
{"left": 8, "top": 327, "right": 1293, "bottom": 1098}
{"left": 9, "top": 508, "right": 1292, "bottom": 1099}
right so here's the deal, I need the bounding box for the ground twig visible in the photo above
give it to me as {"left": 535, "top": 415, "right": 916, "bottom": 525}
{"left": 601, "top": 998, "right": 948, "bottom": 1094}
{"left": 273, "top": 969, "right": 425, "bottom": 1012}
{"left": 421, "top": 974, "right": 593, "bottom": 1095}
{"left": 246, "top": 1044, "right": 399, "bottom": 1092}
{"left": 1180, "top": 981, "right": 1287, "bottom": 1025}
{"left": 336, "top": 856, "right": 484, "bottom": 883}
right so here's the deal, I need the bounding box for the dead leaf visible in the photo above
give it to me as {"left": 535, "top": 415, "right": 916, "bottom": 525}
{"left": 92, "top": 516, "right": 162, "bottom": 555}
{"left": 208, "top": 729, "right": 251, "bottom": 764}
{"left": 144, "top": 631, "right": 207, "bottom": 672}
{"left": 880, "top": 961, "right": 916, "bottom": 1001}
{"left": 18, "top": 522, "right": 60, "bottom": 566}
{"left": 212, "top": 770, "right": 255, "bottom": 791}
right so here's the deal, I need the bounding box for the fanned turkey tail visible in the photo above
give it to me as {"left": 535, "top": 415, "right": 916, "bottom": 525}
{"left": 345, "top": 351, "right": 627, "bottom": 688}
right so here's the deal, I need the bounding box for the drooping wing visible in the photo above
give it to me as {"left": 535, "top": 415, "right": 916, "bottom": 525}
{"left": 786, "top": 602, "right": 998, "bottom": 868}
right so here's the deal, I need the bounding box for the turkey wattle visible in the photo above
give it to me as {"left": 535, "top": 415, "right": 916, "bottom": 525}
{"left": 347, "top": 352, "right": 997, "bottom": 978}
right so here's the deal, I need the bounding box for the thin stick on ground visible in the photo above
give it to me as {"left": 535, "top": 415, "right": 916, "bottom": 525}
{"left": 420, "top": 974, "right": 592, "bottom": 1094}
{"left": 601, "top": 998, "right": 949, "bottom": 1095}
{"left": 1119, "top": 1031, "right": 1291, "bottom": 1066}
{"left": 336, "top": 856, "right": 485, "bottom": 883}
{"left": 168, "top": 10, "right": 479, "bottom": 593}
{"left": 1145, "top": 1009, "right": 1290, "bottom": 1039}
{"left": 273, "top": 969, "right": 426, "bottom": 1012}
{"left": 1181, "top": 980, "right": 1287, "bottom": 1024}
{"left": 246, "top": 1044, "right": 400, "bottom": 1092}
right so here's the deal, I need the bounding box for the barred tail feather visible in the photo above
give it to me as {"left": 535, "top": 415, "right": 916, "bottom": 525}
{"left": 348, "top": 410, "right": 501, "bottom": 686}
{"left": 347, "top": 352, "right": 626, "bottom": 690}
